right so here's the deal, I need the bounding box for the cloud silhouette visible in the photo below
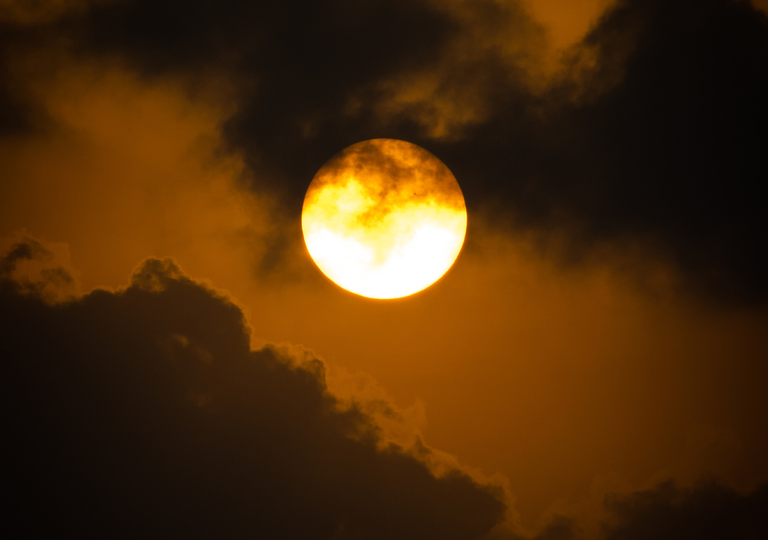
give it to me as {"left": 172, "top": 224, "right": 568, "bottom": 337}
{"left": 1, "top": 247, "right": 505, "bottom": 538}
{"left": 494, "top": 479, "right": 768, "bottom": 540}
{"left": 599, "top": 480, "right": 768, "bottom": 540}
{"left": 466, "top": 0, "right": 768, "bottom": 306}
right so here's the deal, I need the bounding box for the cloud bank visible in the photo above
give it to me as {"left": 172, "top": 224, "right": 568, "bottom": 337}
{"left": 1, "top": 238, "right": 505, "bottom": 538}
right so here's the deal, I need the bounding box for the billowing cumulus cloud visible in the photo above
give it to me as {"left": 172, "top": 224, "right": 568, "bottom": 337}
{"left": 1, "top": 239, "right": 505, "bottom": 538}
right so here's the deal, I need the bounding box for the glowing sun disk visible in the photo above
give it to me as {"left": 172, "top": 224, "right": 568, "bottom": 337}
{"left": 302, "top": 139, "right": 467, "bottom": 299}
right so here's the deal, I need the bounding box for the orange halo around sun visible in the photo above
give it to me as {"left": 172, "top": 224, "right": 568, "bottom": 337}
{"left": 302, "top": 139, "right": 467, "bottom": 299}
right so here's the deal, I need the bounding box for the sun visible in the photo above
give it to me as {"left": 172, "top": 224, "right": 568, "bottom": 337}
{"left": 302, "top": 139, "right": 467, "bottom": 299}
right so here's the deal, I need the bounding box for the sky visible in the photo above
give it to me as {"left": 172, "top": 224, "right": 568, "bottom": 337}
{"left": 2, "top": 0, "right": 768, "bottom": 538}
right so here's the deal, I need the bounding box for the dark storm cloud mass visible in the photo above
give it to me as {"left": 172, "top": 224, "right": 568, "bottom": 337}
{"left": 466, "top": 0, "right": 768, "bottom": 306}
{"left": 73, "top": 0, "right": 462, "bottom": 199}
{"left": 2, "top": 0, "right": 767, "bottom": 303}
{"left": 1, "top": 246, "right": 505, "bottom": 538}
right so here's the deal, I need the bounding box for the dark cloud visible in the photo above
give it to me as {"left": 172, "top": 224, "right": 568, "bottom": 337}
{"left": 453, "top": 0, "right": 768, "bottom": 306}
{"left": 1, "top": 252, "right": 505, "bottom": 538}
{"left": 599, "top": 480, "right": 768, "bottom": 540}
{"left": 2, "top": 0, "right": 767, "bottom": 304}
{"left": 499, "top": 480, "right": 768, "bottom": 540}
{"left": 70, "top": 0, "right": 462, "bottom": 199}
{"left": 0, "top": 66, "right": 31, "bottom": 135}
{"left": 0, "top": 236, "right": 46, "bottom": 274}
{"left": 0, "top": 22, "right": 42, "bottom": 135}
{"left": 0, "top": 234, "right": 78, "bottom": 301}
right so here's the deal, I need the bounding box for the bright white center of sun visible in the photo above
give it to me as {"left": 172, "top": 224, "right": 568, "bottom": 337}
{"left": 302, "top": 139, "right": 467, "bottom": 299}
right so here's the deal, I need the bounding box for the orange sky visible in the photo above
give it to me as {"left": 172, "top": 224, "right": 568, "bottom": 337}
{"left": 3, "top": 56, "right": 768, "bottom": 531}
{"left": 2, "top": 0, "right": 768, "bottom": 537}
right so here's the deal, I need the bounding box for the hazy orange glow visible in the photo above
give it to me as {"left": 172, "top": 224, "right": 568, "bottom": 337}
{"left": 4, "top": 62, "right": 766, "bottom": 530}
{"left": 302, "top": 139, "right": 467, "bottom": 299}
{"left": 3, "top": 2, "right": 768, "bottom": 534}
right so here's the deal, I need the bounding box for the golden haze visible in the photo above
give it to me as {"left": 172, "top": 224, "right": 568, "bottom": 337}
{"left": 3, "top": 10, "right": 768, "bottom": 531}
